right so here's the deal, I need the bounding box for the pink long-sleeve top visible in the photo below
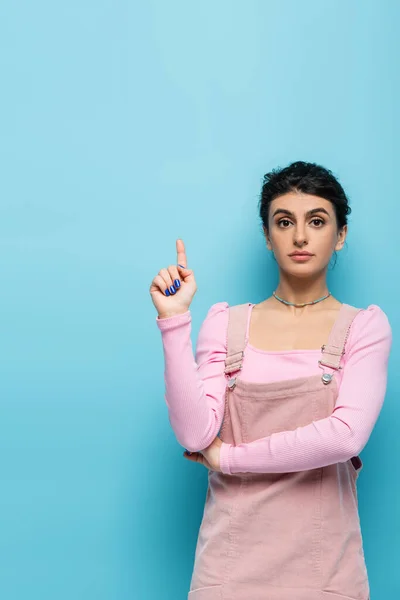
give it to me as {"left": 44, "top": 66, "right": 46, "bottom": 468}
{"left": 156, "top": 301, "right": 392, "bottom": 475}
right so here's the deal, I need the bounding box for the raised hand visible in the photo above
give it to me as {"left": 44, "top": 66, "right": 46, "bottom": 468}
{"left": 149, "top": 239, "right": 198, "bottom": 319}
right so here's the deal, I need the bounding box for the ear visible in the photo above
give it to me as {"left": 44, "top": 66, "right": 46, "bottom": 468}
{"left": 335, "top": 225, "right": 347, "bottom": 251}
{"left": 263, "top": 225, "right": 272, "bottom": 251}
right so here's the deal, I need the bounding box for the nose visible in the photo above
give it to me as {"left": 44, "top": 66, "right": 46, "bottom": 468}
{"left": 293, "top": 227, "right": 308, "bottom": 246}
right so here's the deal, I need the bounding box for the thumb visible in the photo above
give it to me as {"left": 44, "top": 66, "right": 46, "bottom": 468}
{"left": 177, "top": 264, "right": 193, "bottom": 275}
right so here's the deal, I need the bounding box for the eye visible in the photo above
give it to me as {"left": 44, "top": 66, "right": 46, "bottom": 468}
{"left": 277, "top": 219, "right": 291, "bottom": 228}
{"left": 277, "top": 218, "right": 325, "bottom": 228}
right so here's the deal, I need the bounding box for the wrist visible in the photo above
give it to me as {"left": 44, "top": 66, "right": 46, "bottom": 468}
{"left": 219, "top": 442, "right": 232, "bottom": 475}
{"left": 157, "top": 309, "right": 189, "bottom": 319}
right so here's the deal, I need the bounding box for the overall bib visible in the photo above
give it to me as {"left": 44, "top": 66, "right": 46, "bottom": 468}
{"left": 188, "top": 303, "right": 370, "bottom": 600}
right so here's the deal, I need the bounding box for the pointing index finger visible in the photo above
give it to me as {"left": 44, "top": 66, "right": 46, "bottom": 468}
{"left": 176, "top": 239, "right": 187, "bottom": 268}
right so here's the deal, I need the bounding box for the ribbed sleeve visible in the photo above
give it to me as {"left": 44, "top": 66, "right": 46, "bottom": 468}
{"left": 219, "top": 305, "right": 392, "bottom": 474}
{"left": 155, "top": 302, "right": 229, "bottom": 451}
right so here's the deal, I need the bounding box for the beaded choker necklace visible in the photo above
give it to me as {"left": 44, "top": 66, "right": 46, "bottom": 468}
{"left": 272, "top": 290, "right": 331, "bottom": 308}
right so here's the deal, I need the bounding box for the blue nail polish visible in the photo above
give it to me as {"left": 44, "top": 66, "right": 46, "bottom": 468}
{"left": 165, "top": 289, "right": 170, "bottom": 296}
{"left": 185, "top": 449, "right": 192, "bottom": 455}
{"left": 174, "top": 279, "right": 180, "bottom": 288}
{"left": 169, "top": 285, "right": 176, "bottom": 294}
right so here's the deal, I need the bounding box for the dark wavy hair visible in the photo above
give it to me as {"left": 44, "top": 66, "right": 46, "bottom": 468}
{"left": 258, "top": 161, "right": 352, "bottom": 268}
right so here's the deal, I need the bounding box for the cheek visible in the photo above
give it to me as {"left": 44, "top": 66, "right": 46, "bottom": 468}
{"left": 314, "top": 227, "right": 335, "bottom": 243}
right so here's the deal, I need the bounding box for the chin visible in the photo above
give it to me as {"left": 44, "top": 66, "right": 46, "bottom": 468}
{"left": 282, "top": 264, "right": 317, "bottom": 277}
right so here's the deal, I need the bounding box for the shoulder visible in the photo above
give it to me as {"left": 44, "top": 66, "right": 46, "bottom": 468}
{"left": 198, "top": 301, "right": 229, "bottom": 337}
{"left": 195, "top": 302, "right": 230, "bottom": 355}
{"left": 202, "top": 300, "right": 250, "bottom": 325}
{"left": 203, "top": 300, "right": 230, "bottom": 319}
{"left": 348, "top": 303, "right": 391, "bottom": 333}
{"left": 198, "top": 300, "right": 249, "bottom": 347}
{"left": 344, "top": 303, "right": 392, "bottom": 357}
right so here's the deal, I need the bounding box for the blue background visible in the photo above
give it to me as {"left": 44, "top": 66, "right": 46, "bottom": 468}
{"left": 0, "top": 1, "right": 398, "bottom": 598}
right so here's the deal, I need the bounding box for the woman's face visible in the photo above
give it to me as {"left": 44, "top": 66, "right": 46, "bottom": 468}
{"left": 264, "top": 192, "right": 347, "bottom": 275}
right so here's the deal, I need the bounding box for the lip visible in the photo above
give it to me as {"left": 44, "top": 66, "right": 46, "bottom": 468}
{"left": 289, "top": 253, "right": 314, "bottom": 261}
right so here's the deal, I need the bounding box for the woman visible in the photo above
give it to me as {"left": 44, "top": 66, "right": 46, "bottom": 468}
{"left": 149, "top": 161, "right": 392, "bottom": 599}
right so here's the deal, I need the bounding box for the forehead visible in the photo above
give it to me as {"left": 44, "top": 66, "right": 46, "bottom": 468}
{"left": 269, "top": 192, "right": 333, "bottom": 215}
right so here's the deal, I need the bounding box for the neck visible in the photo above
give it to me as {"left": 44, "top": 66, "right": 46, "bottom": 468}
{"left": 273, "top": 274, "right": 331, "bottom": 313}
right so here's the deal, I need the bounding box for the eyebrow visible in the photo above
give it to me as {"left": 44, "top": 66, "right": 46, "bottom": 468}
{"left": 271, "top": 207, "right": 330, "bottom": 218}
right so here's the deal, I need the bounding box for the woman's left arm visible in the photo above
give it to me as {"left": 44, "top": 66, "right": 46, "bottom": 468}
{"left": 215, "top": 305, "right": 393, "bottom": 475}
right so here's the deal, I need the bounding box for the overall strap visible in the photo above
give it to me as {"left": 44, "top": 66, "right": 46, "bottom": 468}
{"left": 319, "top": 304, "right": 362, "bottom": 373}
{"left": 223, "top": 303, "right": 249, "bottom": 376}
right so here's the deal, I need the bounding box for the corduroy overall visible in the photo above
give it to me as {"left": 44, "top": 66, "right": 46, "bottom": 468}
{"left": 188, "top": 302, "right": 370, "bottom": 600}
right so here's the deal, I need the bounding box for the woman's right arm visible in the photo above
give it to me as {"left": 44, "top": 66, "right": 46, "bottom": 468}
{"left": 156, "top": 301, "right": 229, "bottom": 452}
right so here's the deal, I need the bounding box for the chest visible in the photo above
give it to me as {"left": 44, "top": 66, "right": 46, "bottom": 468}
{"left": 248, "top": 308, "right": 340, "bottom": 352}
